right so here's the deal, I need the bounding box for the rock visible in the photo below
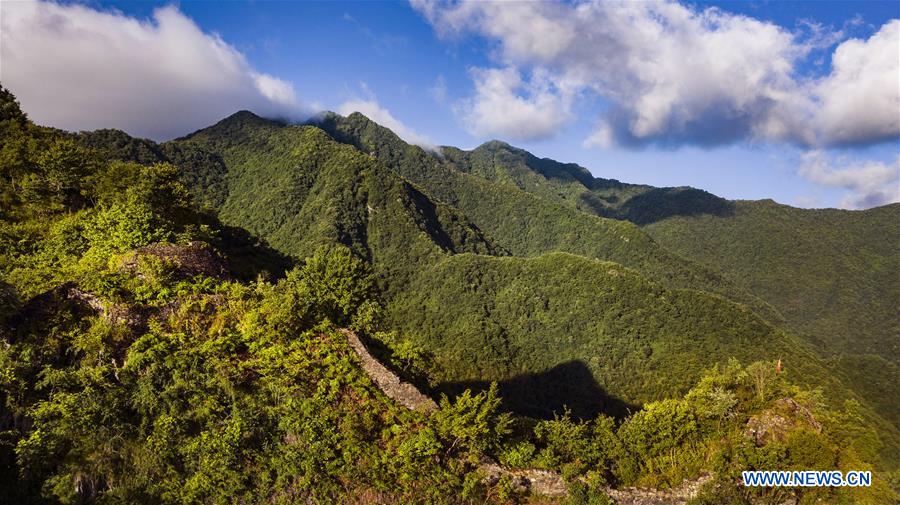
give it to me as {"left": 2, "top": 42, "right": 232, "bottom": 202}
{"left": 64, "top": 285, "right": 152, "bottom": 334}
{"left": 119, "top": 241, "right": 228, "bottom": 280}
{"left": 477, "top": 458, "right": 568, "bottom": 497}
{"left": 65, "top": 286, "right": 105, "bottom": 312}
{"left": 744, "top": 398, "right": 821, "bottom": 446}
{"left": 604, "top": 474, "right": 712, "bottom": 505}
{"left": 521, "top": 468, "right": 570, "bottom": 497}
{"left": 478, "top": 457, "right": 711, "bottom": 502}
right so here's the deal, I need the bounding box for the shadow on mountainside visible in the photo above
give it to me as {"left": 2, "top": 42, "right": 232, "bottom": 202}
{"left": 205, "top": 217, "right": 294, "bottom": 281}
{"left": 603, "top": 187, "right": 736, "bottom": 225}
{"left": 439, "top": 360, "right": 638, "bottom": 420}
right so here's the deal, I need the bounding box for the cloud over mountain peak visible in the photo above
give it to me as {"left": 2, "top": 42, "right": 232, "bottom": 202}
{"left": 0, "top": 1, "right": 309, "bottom": 140}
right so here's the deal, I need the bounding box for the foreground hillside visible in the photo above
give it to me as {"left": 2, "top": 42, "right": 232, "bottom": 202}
{"left": 0, "top": 90, "right": 515, "bottom": 502}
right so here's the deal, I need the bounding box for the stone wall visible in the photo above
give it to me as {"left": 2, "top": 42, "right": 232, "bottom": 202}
{"left": 340, "top": 328, "right": 437, "bottom": 412}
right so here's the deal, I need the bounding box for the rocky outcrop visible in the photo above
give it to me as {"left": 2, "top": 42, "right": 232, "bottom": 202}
{"left": 340, "top": 329, "right": 437, "bottom": 412}
{"left": 119, "top": 241, "right": 228, "bottom": 279}
{"left": 745, "top": 398, "right": 821, "bottom": 446}
{"left": 65, "top": 285, "right": 159, "bottom": 332}
{"left": 53, "top": 242, "right": 228, "bottom": 334}
{"left": 65, "top": 285, "right": 105, "bottom": 313}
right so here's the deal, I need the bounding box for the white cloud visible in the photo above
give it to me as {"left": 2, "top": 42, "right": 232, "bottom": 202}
{"left": 252, "top": 73, "right": 300, "bottom": 109}
{"left": 582, "top": 123, "right": 615, "bottom": 149}
{"left": 799, "top": 151, "right": 900, "bottom": 209}
{"left": 815, "top": 20, "right": 900, "bottom": 146}
{"left": 458, "top": 67, "right": 572, "bottom": 141}
{"left": 0, "top": 0, "right": 308, "bottom": 140}
{"left": 412, "top": 0, "right": 899, "bottom": 149}
{"left": 338, "top": 96, "right": 436, "bottom": 150}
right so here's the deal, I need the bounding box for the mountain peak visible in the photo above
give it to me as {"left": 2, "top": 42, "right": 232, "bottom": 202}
{"left": 178, "top": 109, "right": 281, "bottom": 140}
{"left": 219, "top": 109, "right": 275, "bottom": 126}
{"left": 229, "top": 109, "right": 260, "bottom": 119}
{"left": 308, "top": 110, "right": 376, "bottom": 131}
{"left": 474, "top": 139, "right": 517, "bottom": 152}
{"left": 346, "top": 111, "right": 370, "bottom": 121}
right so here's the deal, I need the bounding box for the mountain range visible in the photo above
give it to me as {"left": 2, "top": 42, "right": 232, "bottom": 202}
{"left": 76, "top": 109, "right": 898, "bottom": 424}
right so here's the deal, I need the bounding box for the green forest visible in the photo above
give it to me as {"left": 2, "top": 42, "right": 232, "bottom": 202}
{"left": 1, "top": 84, "right": 897, "bottom": 504}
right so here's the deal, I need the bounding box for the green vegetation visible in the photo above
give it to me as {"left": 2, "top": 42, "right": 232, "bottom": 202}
{"left": 324, "top": 117, "right": 896, "bottom": 371}
{"left": 89, "top": 104, "right": 900, "bottom": 451}
{"left": 162, "top": 112, "right": 890, "bottom": 434}
{"left": 78, "top": 128, "right": 230, "bottom": 211}
{"left": 499, "top": 359, "right": 895, "bottom": 504}
{"left": 643, "top": 200, "right": 899, "bottom": 361}
{"left": 330, "top": 120, "right": 896, "bottom": 390}
{"left": 1, "top": 85, "right": 896, "bottom": 502}
{"left": 314, "top": 112, "right": 778, "bottom": 318}
{"left": 313, "top": 112, "right": 897, "bottom": 433}
{"left": 0, "top": 89, "right": 513, "bottom": 503}
{"left": 388, "top": 253, "right": 826, "bottom": 410}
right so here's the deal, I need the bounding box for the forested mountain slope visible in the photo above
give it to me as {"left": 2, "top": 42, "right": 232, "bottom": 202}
{"left": 81, "top": 115, "right": 502, "bottom": 294}
{"left": 644, "top": 200, "right": 900, "bottom": 362}
{"left": 441, "top": 137, "right": 733, "bottom": 227}
{"left": 388, "top": 252, "right": 824, "bottom": 416}
{"left": 433, "top": 128, "right": 900, "bottom": 365}
{"left": 176, "top": 114, "right": 501, "bottom": 270}
{"left": 314, "top": 112, "right": 778, "bottom": 319}
{"left": 317, "top": 112, "right": 897, "bottom": 370}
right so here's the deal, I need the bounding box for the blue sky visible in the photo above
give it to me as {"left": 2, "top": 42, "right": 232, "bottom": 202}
{"left": 2, "top": 0, "right": 898, "bottom": 209}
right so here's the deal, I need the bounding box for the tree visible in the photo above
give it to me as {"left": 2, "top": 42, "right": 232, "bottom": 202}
{"left": 746, "top": 360, "right": 777, "bottom": 403}
{"left": 432, "top": 383, "right": 511, "bottom": 464}
{"left": 289, "top": 245, "right": 376, "bottom": 325}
